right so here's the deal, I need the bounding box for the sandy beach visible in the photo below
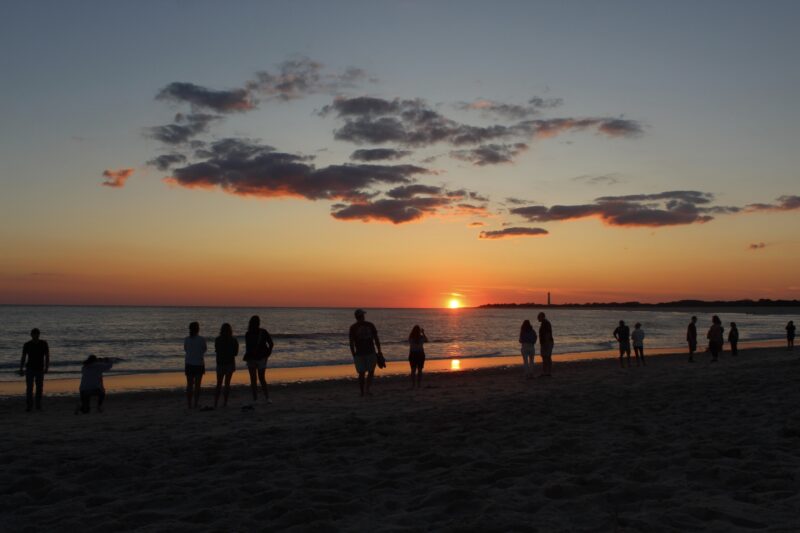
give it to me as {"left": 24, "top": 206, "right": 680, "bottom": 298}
{"left": 2, "top": 346, "right": 799, "bottom": 532}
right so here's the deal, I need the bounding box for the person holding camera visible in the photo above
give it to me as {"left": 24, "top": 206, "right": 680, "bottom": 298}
{"left": 408, "top": 325, "right": 428, "bottom": 388}
{"left": 78, "top": 355, "right": 113, "bottom": 414}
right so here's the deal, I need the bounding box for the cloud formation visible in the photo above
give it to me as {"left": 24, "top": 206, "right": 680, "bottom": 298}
{"left": 165, "top": 138, "right": 428, "bottom": 203}
{"left": 510, "top": 191, "right": 739, "bottom": 227}
{"left": 479, "top": 227, "right": 549, "bottom": 239}
{"left": 456, "top": 97, "right": 563, "bottom": 119}
{"left": 101, "top": 168, "right": 134, "bottom": 188}
{"left": 450, "top": 143, "right": 528, "bottom": 165}
{"left": 350, "top": 148, "right": 412, "bottom": 162}
{"left": 248, "top": 58, "right": 367, "bottom": 101}
{"left": 331, "top": 185, "right": 489, "bottom": 224}
{"left": 749, "top": 242, "right": 766, "bottom": 250}
{"left": 572, "top": 173, "right": 624, "bottom": 186}
{"left": 147, "top": 113, "right": 220, "bottom": 145}
{"left": 745, "top": 195, "right": 800, "bottom": 212}
{"left": 156, "top": 83, "right": 254, "bottom": 113}
{"left": 147, "top": 153, "right": 188, "bottom": 171}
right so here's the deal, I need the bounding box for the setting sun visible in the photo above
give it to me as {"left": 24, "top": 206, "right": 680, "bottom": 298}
{"left": 448, "top": 298, "right": 461, "bottom": 309}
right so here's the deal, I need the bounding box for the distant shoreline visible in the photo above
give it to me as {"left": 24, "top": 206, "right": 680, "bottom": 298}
{"left": 479, "top": 300, "right": 800, "bottom": 315}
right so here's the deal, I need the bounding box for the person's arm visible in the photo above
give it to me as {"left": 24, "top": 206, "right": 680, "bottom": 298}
{"left": 613, "top": 328, "right": 620, "bottom": 342}
{"left": 233, "top": 338, "right": 240, "bottom": 356}
{"left": 372, "top": 324, "right": 382, "bottom": 355}
{"left": 44, "top": 342, "right": 50, "bottom": 374}
{"left": 265, "top": 330, "right": 274, "bottom": 352}
{"left": 421, "top": 332, "right": 428, "bottom": 343}
{"left": 349, "top": 326, "right": 356, "bottom": 357}
{"left": 19, "top": 345, "right": 27, "bottom": 376}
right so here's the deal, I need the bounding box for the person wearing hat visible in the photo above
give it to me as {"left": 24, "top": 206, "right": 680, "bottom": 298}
{"left": 349, "top": 309, "right": 383, "bottom": 396}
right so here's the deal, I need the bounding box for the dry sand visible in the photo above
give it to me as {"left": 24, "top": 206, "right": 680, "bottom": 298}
{"left": 1, "top": 346, "right": 799, "bottom": 532}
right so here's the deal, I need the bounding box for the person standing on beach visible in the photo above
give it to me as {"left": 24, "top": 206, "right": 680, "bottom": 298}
{"left": 687, "top": 316, "right": 698, "bottom": 362}
{"left": 78, "top": 355, "right": 113, "bottom": 414}
{"left": 787, "top": 321, "right": 795, "bottom": 351}
{"left": 707, "top": 315, "right": 724, "bottom": 362}
{"left": 184, "top": 322, "right": 207, "bottom": 409}
{"left": 519, "top": 320, "right": 538, "bottom": 379}
{"left": 631, "top": 323, "right": 645, "bottom": 366}
{"left": 214, "top": 323, "right": 239, "bottom": 408}
{"left": 408, "top": 325, "right": 428, "bottom": 388}
{"left": 349, "top": 309, "right": 383, "bottom": 396}
{"left": 613, "top": 320, "right": 632, "bottom": 368}
{"left": 537, "top": 312, "right": 554, "bottom": 377}
{"left": 19, "top": 328, "right": 49, "bottom": 412}
{"left": 728, "top": 322, "right": 739, "bottom": 356}
{"left": 244, "top": 315, "right": 274, "bottom": 404}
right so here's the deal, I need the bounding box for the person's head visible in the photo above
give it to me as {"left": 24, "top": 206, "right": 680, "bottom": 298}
{"left": 410, "top": 325, "right": 422, "bottom": 340}
{"left": 691, "top": 316, "right": 697, "bottom": 323}
{"left": 521, "top": 319, "right": 533, "bottom": 333}
{"left": 537, "top": 312, "right": 546, "bottom": 322}
{"left": 248, "top": 315, "right": 260, "bottom": 333}
{"left": 220, "top": 323, "right": 233, "bottom": 337}
{"left": 789, "top": 321, "right": 794, "bottom": 326}
{"left": 354, "top": 309, "right": 366, "bottom": 322}
{"left": 189, "top": 321, "right": 200, "bottom": 336}
{"left": 712, "top": 315, "right": 721, "bottom": 325}
{"left": 83, "top": 354, "right": 97, "bottom": 366}
{"left": 634, "top": 322, "right": 641, "bottom": 329}
{"left": 30, "top": 328, "right": 40, "bottom": 340}
{"left": 619, "top": 320, "right": 625, "bottom": 327}
{"left": 730, "top": 322, "right": 737, "bottom": 329}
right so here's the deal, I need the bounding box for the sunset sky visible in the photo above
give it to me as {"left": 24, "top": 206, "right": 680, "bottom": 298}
{"left": 2, "top": 1, "right": 799, "bottom": 307}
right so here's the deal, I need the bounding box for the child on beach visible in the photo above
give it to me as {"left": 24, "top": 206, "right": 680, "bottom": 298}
{"left": 77, "top": 355, "right": 113, "bottom": 414}
{"left": 631, "top": 323, "right": 645, "bottom": 366}
{"left": 408, "top": 325, "right": 428, "bottom": 388}
{"left": 519, "top": 320, "right": 538, "bottom": 379}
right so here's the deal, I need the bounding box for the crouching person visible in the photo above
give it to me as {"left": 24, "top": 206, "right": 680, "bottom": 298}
{"left": 78, "top": 355, "right": 113, "bottom": 414}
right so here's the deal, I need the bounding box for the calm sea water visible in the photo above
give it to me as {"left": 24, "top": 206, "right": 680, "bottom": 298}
{"left": 0, "top": 306, "right": 794, "bottom": 380}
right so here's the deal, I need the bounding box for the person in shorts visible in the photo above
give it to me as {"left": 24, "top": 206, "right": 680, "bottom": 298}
{"left": 214, "top": 323, "right": 239, "bottom": 408}
{"left": 537, "top": 312, "right": 554, "bottom": 377}
{"left": 408, "top": 325, "right": 428, "bottom": 388}
{"left": 349, "top": 309, "right": 383, "bottom": 397}
{"left": 244, "top": 315, "right": 274, "bottom": 403}
{"left": 613, "top": 320, "right": 632, "bottom": 368}
{"left": 184, "top": 321, "right": 207, "bottom": 409}
{"left": 19, "top": 328, "right": 50, "bottom": 412}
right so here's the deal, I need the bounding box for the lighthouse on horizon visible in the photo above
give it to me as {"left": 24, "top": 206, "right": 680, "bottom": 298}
{"left": 547, "top": 292, "right": 551, "bottom": 306}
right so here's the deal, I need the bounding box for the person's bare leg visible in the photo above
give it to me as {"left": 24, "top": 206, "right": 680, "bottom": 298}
{"left": 247, "top": 366, "right": 258, "bottom": 401}
{"left": 358, "top": 371, "right": 366, "bottom": 396}
{"left": 214, "top": 373, "right": 223, "bottom": 408}
{"left": 410, "top": 368, "right": 416, "bottom": 388}
{"left": 186, "top": 376, "right": 194, "bottom": 409}
{"left": 223, "top": 372, "right": 232, "bottom": 406}
{"left": 193, "top": 375, "right": 202, "bottom": 408}
{"left": 366, "top": 369, "right": 375, "bottom": 395}
{"left": 417, "top": 369, "right": 423, "bottom": 388}
{"left": 258, "top": 368, "right": 269, "bottom": 401}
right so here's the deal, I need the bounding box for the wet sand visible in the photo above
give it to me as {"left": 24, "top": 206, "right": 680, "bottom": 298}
{"left": 1, "top": 345, "right": 799, "bottom": 531}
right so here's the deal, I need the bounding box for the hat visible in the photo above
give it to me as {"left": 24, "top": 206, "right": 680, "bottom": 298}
{"left": 354, "top": 308, "right": 366, "bottom": 317}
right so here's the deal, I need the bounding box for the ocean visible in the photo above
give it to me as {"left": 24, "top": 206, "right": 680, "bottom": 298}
{"left": 1, "top": 306, "right": 794, "bottom": 381}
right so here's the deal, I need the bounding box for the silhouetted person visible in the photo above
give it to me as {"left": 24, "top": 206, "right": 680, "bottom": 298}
{"left": 787, "top": 321, "right": 795, "bottom": 351}
{"left": 408, "top": 325, "right": 428, "bottom": 388}
{"left": 78, "top": 355, "right": 113, "bottom": 414}
{"left": 349, "top": 309, "right": 383, "bottom": 396}
{"left": 728, "top": 322, "right": 739, "bottom": 356}
{"left": 214, "top": 323, "right": 239, "bottom": 408}
{"left": 537, "top": 312, "right": 553, "bottom": 377}
{"left": 19, "top": 328, "right": 49, "bottom": 412}
{"left": 244, "top": 315, "right": 274, "bottom": 403}
{"left": 613, "top": 320, "right": 632, "bottom": 368}
{"left": 519, "top": 319, "right": 538, "bottom": 379}
{"left": 184, "top": 321, "right": 207, "bottom": 409}
{"left": 632, "top": 322, "right": 646, "bottom": 366}
{"left": 687, "top": 316, "right": 698, "bottom": 362}
{"left": 707, "top": 315, "right": 724, "bottom": 362}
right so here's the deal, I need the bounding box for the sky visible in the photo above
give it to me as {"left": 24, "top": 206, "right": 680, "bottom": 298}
{"left": 1, "top": 0, "right": 799, "bottom": 308}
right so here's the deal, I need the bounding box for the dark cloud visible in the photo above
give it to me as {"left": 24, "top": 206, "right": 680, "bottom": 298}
{"left": 468, "top": 221, "right": 485, "bottom": 227}
{"left": 350, "top": 148, "right": 412, "bottom": 162}
{"left": 147, "top": 113, "right": 220, "bottom": 145}
{"left": 456, "top": 97, "right": 563, "bottom": 119}
{"left": 147, "top": 153, "right": 188, "bottom": 171}
{"left": 572, "top": 173, "right": 624, "bottom": 186}
{"left": 450, "top": 143, "right": 528, "bottom": 166}
{"left": 249, "top": 58, "right": 367, "bottom": 101}
{"left": 156, "top": 83, "right": 254, "bottom": 113}
{"left": 165, "top": 138, "right": 427, "bottom": 203}
{"left": 511, "top": 191, "right": 738, "bottom": 227}
{"left": 479, "top": 227, "right": 549, "bottom": 239}
{"left": 745, "top": 195, "right": 800, "bottom": 212}
{"left": 101, "top": 168, "right": 134, "bottom": 188}
{"left": 386, "top": 184, "right": 444, "bottom": 199}
{"left": 749, "top": 242, "right": 766, "bottom": 250}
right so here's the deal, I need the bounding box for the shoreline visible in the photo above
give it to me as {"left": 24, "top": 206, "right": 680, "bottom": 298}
{"left": 0, "top": 339, "right": 785, "bottom": 397}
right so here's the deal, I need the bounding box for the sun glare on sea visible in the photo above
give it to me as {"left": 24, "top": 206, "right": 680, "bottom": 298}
{"left": 448, "top": 298, "right": 461, "bottom": 309}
